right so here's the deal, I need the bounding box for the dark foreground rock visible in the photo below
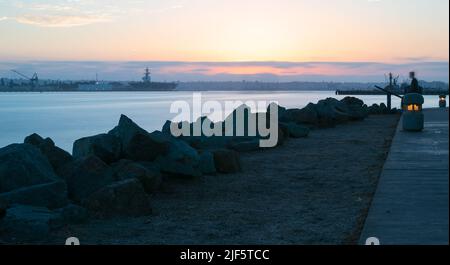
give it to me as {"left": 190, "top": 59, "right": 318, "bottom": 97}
{"left": 82, "top": 178, "right": 152, "bottom": 218}
{"left": 109, "top": 115, "right": 170, "bottom": 161}
{"left": 340, "top": 97, "right": 369, "bottom": 120}
{"left": 58, "top": 155, "right": 114, "bottom": 203}
{"left": 24, "top": 133, "right": 73, "bottom": 171}
{"left": 73, "top": 133, "right": 122, "bottom": 164}
{"left": 112, "top": 160, "right": 162, "bottom": 193}
{"left": 0, "top": 144, "right": 59, "bottom": 193}
{"left": 315, "top": 97, "right": 350, "bottom": 124}
{"left": 213, "top": 149, "right": 241, "bottom": 173}
{"left": 280, "top": 103, "right": 319, "bottom": 125}
{"left": 368, "top": 103, "right": 399, "bottom": 115}
{"left": 0, "top": 180, "right": 69, "bottom": 209}
{"left": 56, "top": 204, "right": 89, "bottom": 224}
{"left": 0, "top": 204, "right": 63, "bottom": 241}
{"left": 156, "top": 134, "right": 202, "bottom": 178}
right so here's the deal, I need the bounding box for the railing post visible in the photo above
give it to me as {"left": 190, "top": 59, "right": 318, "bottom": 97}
{"left": 387, "top": 92, "right": 392, "bottom": 110}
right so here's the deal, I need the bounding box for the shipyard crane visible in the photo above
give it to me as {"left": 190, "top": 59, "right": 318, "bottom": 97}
{"left": 375, "top": 73, "right": 402, "bottom": 110}
{"left": 10, "top": 70, "right": 39, "bottom": 89}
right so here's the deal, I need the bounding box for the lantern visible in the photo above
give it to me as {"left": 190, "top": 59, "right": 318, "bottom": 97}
{"left": 439, "top": 95, "right": 446, "bottom": 108}
{"left": 402, "top": 93, "right": 424, "bottom": 132}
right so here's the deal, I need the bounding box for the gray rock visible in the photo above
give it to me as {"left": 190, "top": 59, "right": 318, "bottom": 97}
{"left": 316, "top": 97, "right": 350, "bottom": 124}
{"left": 108, "top": 115, "right": 170, "bottom": 161}
{"left": 24, "top": 133, "right": 73, "bottom": 171}
{"left": 285, "top": 122, "right": 310, "bottom": 138}
{"left": 56, "top": 204, "right": 89, "bottom": 224}
{"left": 379, "top": 103, "right": 389, "bottom": 114}
{"left": 161, "top": 120, "right": 172, "bottom": 135}
{"left": 83, "top": 179, "right": 152, "bottom": 218}
{"left": 340, "top": 96, "right": 364, "bottom": 106}
{"left": 0, "top": 180, "right": 69, "bottom": 209}
{"left": 108, "top": 114, "right": 149, "bottom": 146}
{"left": 0, "top": 204, "right": 63, "bottom": 241}
{"left": 73, "top": 133, "right": 121, "bottom": 164}
{"left": 199, "top": 151, "right": 216, "bottom": 175}
{"left": 0, "top": 144, "right": 59, "bottom": 193}
{"left": 126, "top": 132, "right": 168, "bottom": 161}
{"left": 281, "top": 103, "right": 318, "bottom": 125}
{"left": 156, "top": 136, "right": 202, "bottom": 178}
{"left": 57, "top": 155, "right": 114, "bottom": 203}
{"left": 340, "top": 97, "right": 368, "bottom": 120}
{"left": 368, "top": 103, "right": 381, "bottom": 115}
{"left": 213, "top": 149, "right": 241, "bottom": 173}
{"left": 112, "top": 160, "right": 162, "bottom": 193}
{"left": 23, "top": 133, "right": 46, "bottom": 146}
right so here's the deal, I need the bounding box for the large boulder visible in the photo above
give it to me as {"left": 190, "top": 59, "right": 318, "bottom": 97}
{"left": 24, "top": 133, "right": 73, "bottom": 171}
{"left": 0, "top": 144, "right": 59, "bottom": 193}
{"left": 108, "top": 114, "right": 149, "bottom": 145}
{"left": 73, "top": 133, "right": 121, "bottom": 164}
{"left": 56, "top": 204, "right": 89, "bottom": 224}
{"left": 379, "top": 103, "right": 389, "bottom": 114}
{"left": 368, "top": 103, "right": 382, "bottom": 115}
{"left": 281, "top": 103, "right": 318, "bottom": 125}
{"left": 213, "top": 149, "right": 241, "bottom": 173}
{"left": 315, "top": 97, "right": 350, "bottom": 124}
{"left": 82, "top": 178, "right": 152, "bottom": 218}
{"left": 0, "top": 204, "right": 63, "bottom": 241}
{"left": 57, "top": 155, "right": 114, "bottom": 203}
{"left": 340, "top": 97, "right": 368, "bottom": 120}
{"left": 340, "top": 96, "right": 364, "bottom": 106}
{"left": 108, "top": 115, "right": 170, "bottom": 161}
{"left": 0, "top": 180, "right": 69, "bottom": 209}
{"left": 112, "top": 160, "right": 162, "bottom": 193}
{"left": 156, "top": 136, "right": 202, "bottom": 178}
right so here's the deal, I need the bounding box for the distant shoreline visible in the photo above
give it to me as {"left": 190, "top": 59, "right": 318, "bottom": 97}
{"left": 1, "top": 79, "right": 448, "bottom": 93}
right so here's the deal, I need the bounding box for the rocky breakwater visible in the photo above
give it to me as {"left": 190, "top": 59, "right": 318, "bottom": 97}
{"left": 0, "top": 96, "right": 398, "bottom": 242}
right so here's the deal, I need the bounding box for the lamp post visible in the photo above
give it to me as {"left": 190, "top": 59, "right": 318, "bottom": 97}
{"left": 402, "top": 93, "right": 424, "bottom": 132}
{"left": 439, "top": 95, "right": 446, "bottom": 108}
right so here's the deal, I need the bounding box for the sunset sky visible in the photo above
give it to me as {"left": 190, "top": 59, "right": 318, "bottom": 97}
{"left": 0, "top": 0, "right": 448, "bottom": 81}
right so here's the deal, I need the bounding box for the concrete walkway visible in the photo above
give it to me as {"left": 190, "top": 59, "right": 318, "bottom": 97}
{"left": 359, "top": 108, "right": 449, "bottom": 245}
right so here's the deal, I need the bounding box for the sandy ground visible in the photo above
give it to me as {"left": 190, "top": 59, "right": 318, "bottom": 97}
{"left": 48, "top": 114, "right": 399, "bottom": 245}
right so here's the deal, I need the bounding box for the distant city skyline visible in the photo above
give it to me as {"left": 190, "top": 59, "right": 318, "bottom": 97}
{"left": 0, "top": 61, "right": 448, "bottom": 82}
{"left": 0, "top": 0, "right": 448, "bottom": 81}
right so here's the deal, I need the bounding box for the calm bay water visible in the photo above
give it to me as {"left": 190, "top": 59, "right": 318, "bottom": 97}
{"left": 0, "top": 91, "right": 440, "bottom": 151}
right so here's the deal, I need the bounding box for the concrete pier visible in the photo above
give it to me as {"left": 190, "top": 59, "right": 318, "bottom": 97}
{"left": 359, "top": 108, "right": 449, "bottom": 245}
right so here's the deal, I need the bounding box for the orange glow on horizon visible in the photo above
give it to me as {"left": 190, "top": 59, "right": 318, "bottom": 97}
{"left": 157, "top": 64, "right": 384, "bottom": 77}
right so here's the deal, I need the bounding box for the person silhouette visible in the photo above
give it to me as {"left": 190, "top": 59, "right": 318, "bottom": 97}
{"left": 408, "top": 71, "right": 422, "bottom": 94}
